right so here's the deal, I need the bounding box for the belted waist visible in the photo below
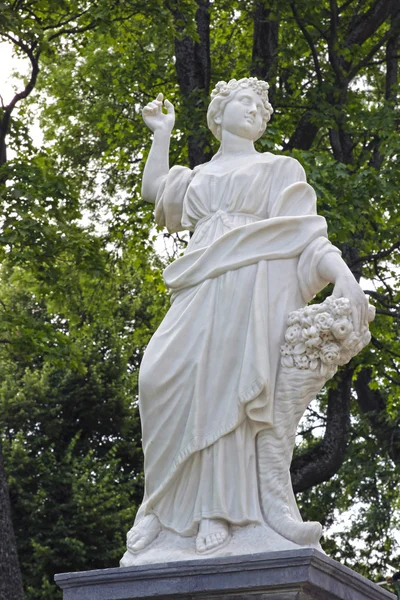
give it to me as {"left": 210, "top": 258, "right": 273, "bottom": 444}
{"left": 194, "top": 210, "right": 263, "bottom": 242}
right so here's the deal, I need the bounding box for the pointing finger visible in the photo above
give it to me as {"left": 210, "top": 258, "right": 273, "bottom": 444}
{"left": 156, "top": 92, "right": 164, "bottom": 102}
{"left": 164, "top": 99, "right": 175, "bottom": 114}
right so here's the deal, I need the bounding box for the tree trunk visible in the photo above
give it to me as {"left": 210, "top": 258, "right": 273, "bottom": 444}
{"left": 171, "top": 0, "right": 212, "bottom": 168}
{"left": 251, "top": 1, "right": 279, "bottom": 103}
{"left": 291, "top": 367, "right": 353, "bottom": 492}
{"left": 0, "top": 443, "right": 24, "bottom": 600}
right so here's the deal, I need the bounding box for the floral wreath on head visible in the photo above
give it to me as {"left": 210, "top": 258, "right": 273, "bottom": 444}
{"left": 210, "top": 77, "right": 273, "bottom": 120}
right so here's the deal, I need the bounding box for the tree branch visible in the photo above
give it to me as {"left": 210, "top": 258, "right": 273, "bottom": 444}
{"left": 47, "top": 21, "right": 100, "bottom": 42}
{"left": 251, "top": 1, "right": 279, "bottom": 95}
{"left": 346, "top": 0, "right": 397, "bottom": 47}
{"left": 385, "top": 9, "right": 400, "bottom": 103}
{"left": 283, "top": 109, "right": 320, "bottom": 151}
{"left": 375, "top": 308, "right": 400, "bottom": 319}
{"left": 290, "top": 3, "right": 323, "bottom": 85}
{"left": 364, "top": 289, "right": 400, "bottom": 311}
{"left": 170, "top": 0, "right": 212, "bottom": 168}
{"left": 347, "top": 28, "right": 395, "bottom": 80}
{"left": 0, "top": 37, "right": 40, "bottom": 166}
{"left": 349, "top": 240, "right": 400, "bottom": 267}
{"left": 291, "top": 367, "right": 353, "bottom": 492}
{"left": 328, "top": 0, "right": 346, "bottom": 81}
{"left": 355, "top": 368, "right": 400, "bottom": 466}
{"left": 338, "top": 0, "right": 357, "bottom": 15}
{"left": 42, "top": 9, "right": 91, "bottom": 31}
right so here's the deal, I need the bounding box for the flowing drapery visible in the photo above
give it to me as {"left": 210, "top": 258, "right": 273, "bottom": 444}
{"left": 135, "top": 154, "right": 340, "bottom": 535}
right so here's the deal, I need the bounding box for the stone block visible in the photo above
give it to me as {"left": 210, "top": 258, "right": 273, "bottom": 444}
{"left": 55, "top": 548, "right": 395, "bottom": 600}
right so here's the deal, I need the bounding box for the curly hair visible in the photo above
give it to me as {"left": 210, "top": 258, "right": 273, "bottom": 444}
{"left": 207, "top": 77, "right": 273, "bottom": 142}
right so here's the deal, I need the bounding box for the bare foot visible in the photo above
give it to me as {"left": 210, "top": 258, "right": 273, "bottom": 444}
{"left": 196, "top": 518, "right": 230, "bottom": 554}
{"left": 127, "top": 514, "right": 161, "bottom": 553}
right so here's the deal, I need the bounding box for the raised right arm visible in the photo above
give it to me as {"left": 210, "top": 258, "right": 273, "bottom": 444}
{"left": 141, "top": 93, "right": 175, "bottom": 203}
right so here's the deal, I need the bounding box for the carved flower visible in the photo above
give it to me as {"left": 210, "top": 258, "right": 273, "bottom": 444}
{"left": 332, "top": 297, "right": 351, "bottom": 317}
{"left": 307, "top": 349, "right": 320, "bottom": 360}
{"left": 287, "top": 311, "right": 301, "bottom": 326}
{"left": 368, "top": 304, "right": 376, "bottom": 322}
{"left": 285, "top": 324, "right": 302, "bottom": 344}
{"left": 280, "top": 343, "right": 293, "bottom": 356}
{"left": 293, "top": 354, "right": 310, "bottom": 369}
{"left": 355, "top": 341, "right": 364, "bottom": 354}
{"left": 305, "top": 336, "right": 323, "bottom": 348}
{"left": 293, "top": 342, "right": 307, "bottom": 354}
{"left": 303, "top": 305, "right": 320, "bottom": 318}
{"left": 316, "top": 300, "right": 333, "bottom": 313}
{"left": 362, "top": 330, "right": 371, "bottom": 346}
{"left": 281, "top": 355, "right": 294, "bottom": 368}
{"left": 302, "top": 325, "right": 319, "bottom": 340}
{"left": 320, "top": 362, "right": 337, "bottom": 377}
{"left": 331, "top": 318, "right": 353, "bottom": 340}
{"left": 314, "top": 312, "right": 334, "bottom": 332}
{"left": 300, "top": 315, "right": 313, "bottom": 328}
{"left": 342, "top": 332, "right": 360, "bottom": 351}
{"left": 320, "top": 342, "right": 341, "bottom": 365}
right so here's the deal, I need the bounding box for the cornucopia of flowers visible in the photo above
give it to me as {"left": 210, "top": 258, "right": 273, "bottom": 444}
{"left": 280, "top": 296, "right": 375, "bottom": 378}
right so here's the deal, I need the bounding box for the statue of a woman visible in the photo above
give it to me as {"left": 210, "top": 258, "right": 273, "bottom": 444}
{"left": 122, "top": 78, "right": 370, "bottom": 563}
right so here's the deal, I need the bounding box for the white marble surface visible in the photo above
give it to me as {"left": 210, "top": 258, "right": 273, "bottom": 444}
{"left": 121, "top": 523, "right": 321, "bottom": 567}
{"left": 122, "top": 77, "right": 372, "bottom": 564}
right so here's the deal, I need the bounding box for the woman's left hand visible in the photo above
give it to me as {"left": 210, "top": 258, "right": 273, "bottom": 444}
{"left": 332, "top": 274, "right": 369, "bottom": 334}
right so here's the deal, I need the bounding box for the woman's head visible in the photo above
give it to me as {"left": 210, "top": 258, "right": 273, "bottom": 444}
{"left": 207, "top": 77, "right": 273, "bottom": 142}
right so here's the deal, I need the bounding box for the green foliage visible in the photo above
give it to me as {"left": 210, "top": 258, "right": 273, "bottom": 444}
{"left": 0, "top": 0, "right": 399, "bottom": 596}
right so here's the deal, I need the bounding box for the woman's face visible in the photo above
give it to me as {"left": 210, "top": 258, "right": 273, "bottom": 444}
{"left": 219, "top": 87, "right": 265, "bottom": 141}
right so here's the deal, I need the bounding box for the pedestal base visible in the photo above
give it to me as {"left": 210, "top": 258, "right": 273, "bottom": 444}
{"left": 55, "top": 548, "right": 395, "bottom": 600}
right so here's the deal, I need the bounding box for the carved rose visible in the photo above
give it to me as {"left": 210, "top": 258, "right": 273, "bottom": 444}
{"left": 303, "top": 305, "right": 319, "bottom": 318}
{"left": 320, "top": 342, "right": 340, "bottom": 365}
{"left": 305, "top": 336, "right": 323, "bottom": 348}
{"left": 331, "top": 318, "right": 353, "bottom": 340}
{"left": 332, "top": 297, "right": 351, "bottom": 317}
{"left": 280, "top": 343, "right": 293, "bottom": 356}
{"left": 314, "top": 312, "right": 334, "bottom": 332}
{"left": 287, "top": 311, "right": 301, "bottom": 326}
{"left": 293, "top": 354, "right": 309, "bottom": 369}
{"left": 342, "top": 332, "right": 360, "bottom": 351}
{"left": 300, "top": 315, "right": 313, "bottom": 328}
{"left": 285, "top": 324, "right": 302, "bottom": 344}
{"left": 302, "top": 325, "right": 318, "bottom": 340}
{"left": 282, "top": 296, "right": 373, "bottom": 375}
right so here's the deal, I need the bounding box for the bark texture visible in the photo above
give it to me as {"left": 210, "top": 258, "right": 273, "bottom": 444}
{"left": 251, "top": 1, "right": 279, "bottom": 103}
{"left": 291, "top": 367, "right": 353, "bottom": 493}
{"left": 171, "top": 0, "right": 212, "bottom": 168}
{"left": 0, "top": 445, "right": 24, "bottom": 600}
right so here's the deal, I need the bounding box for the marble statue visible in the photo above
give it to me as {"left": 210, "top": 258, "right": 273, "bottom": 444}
{"left": 120, "top": 77, "right": 374, "bottom": 567}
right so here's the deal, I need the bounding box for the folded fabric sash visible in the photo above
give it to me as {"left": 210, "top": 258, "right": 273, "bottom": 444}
{"left": 164, "top": 214, "right": 328, "bottom": 293}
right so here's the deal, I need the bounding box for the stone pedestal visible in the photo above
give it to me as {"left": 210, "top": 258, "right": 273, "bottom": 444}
{"left": 55, "top": 548, "right": 395, "bottom": 600}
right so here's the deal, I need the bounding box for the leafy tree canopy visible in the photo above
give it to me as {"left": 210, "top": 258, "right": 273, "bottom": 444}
{"left": 0, "top": 0, "right": 399, "bottom": 597}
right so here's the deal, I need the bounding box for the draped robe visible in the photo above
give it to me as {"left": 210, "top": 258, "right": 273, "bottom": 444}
{"left": 135, "top": 153, "right": 340, "bottom": 536}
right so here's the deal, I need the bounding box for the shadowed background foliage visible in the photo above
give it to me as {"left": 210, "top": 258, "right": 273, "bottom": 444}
{"left": 0, "top": 0, "right": 399, "bottom": 598}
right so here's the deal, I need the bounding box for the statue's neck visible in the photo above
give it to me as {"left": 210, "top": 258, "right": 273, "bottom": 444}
{"left": 219, "top": 131, "right": 256, "bottom": 157}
